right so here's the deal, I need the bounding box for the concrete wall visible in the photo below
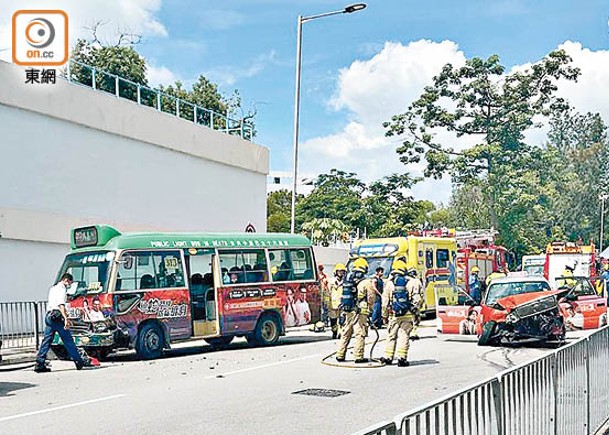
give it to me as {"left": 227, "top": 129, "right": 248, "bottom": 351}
{"left": 313, "top": 246, "right": 350, "bottom": 275}
{"left": 0, "top": 60, "right": 269, "bottom": 302}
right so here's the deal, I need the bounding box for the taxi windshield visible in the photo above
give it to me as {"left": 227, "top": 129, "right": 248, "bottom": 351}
{"left": 485, "top": 280, "right": 550, "bottom": 306}
{"left": 58, "top": 251, "right": 112, "bottom": 294}
{"left": 347, "top": 256, "right": 394, "bottom": 279}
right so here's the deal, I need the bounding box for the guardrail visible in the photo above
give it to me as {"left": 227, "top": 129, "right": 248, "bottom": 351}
{"left": 354, "top": 327, "right": 609, "bottom": 435}
{"left": 0, "top": 301, "right": 47, "bottom": 350}
{"left": 63, "top": 59, "right": 255, "bottom": 141}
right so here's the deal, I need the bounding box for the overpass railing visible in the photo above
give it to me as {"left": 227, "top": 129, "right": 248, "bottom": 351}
{"left": 0, "top": 301, "right": 47, "bottom": 350}
{"left": 354, "top": 326, "right": 609, "bottom": 435}
{"left": 63, "top": 60, "right": 254, "bottom": 141}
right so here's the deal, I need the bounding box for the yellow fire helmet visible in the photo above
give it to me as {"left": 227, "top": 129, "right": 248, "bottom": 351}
{"left": 392, "top": 259, "right": 407, "bottom": 274}
{"left": 333, "top": 263, "right": 347, "bottom": 274}
{"left": 352, "top": 258, "right": 369, "bottom": 273}
{"left": 471, "top": 266, "right": 480, "bottom": 274}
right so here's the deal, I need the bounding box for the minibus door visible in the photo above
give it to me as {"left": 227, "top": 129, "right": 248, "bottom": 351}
{"left": 186, "top": 249, "right": 219, "bottom": 337}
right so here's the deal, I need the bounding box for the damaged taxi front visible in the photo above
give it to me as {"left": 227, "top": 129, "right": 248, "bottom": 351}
{"left": 477, "top": 276, "right": 565, "bottom": 347}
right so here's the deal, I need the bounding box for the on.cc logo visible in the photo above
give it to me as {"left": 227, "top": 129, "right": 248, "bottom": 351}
{"left": 25, "top": 17, "right": 56, "bottom": 49}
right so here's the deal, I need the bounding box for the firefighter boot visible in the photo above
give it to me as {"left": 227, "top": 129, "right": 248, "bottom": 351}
{"left": 379, "top": 357, "right": 392, "bottom": 365}
{"left": 397, "top": 358, "right": 410, "bottom": 367}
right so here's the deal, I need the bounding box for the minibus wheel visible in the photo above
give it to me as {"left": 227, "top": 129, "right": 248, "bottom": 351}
{"left": 252, "top": 314, "right": 281, "bottom": 346}
{"left": 136, "top": 323, "right": 164, "bottom": 359}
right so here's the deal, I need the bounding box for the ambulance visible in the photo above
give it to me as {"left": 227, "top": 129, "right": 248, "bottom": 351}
{"left": 348, "top": 229, "right": 458, "bottom": 315}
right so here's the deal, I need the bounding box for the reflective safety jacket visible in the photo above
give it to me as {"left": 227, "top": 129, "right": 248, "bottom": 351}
{"left": 328, "top": 276, "right": 344, "bottom": 311}
{"left": 356, "top": 278, "right": 377, "bottom": 316}
{"left": 557, "top": 269, "right": 576, "bottom": 289}
{"left": 486, "top": 272, "right": 507, "bottom": 287}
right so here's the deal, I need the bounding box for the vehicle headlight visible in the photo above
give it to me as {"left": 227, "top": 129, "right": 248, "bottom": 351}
{"left": 93, "top": 322, "right": 109, "bottom": 333}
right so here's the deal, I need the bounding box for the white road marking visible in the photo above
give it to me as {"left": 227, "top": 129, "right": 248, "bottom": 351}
{"left": 0, "top": 394, "right": 125, "bottom": 422}
{"left": 205, "top": 354, "right": 322, "bottom": 379}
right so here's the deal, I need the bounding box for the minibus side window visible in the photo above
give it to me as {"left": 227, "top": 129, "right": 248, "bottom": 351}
{"left": 153, "top": 251, "right": 185, "bottom": 288}
{"left": 268, "top": 249, "right": 294, "bottom": 282}
{"left": 289, "top": 249, "right": 314, "bottom": 280}
{"left": 219, "top": 249, "right": 268, "bottom": 285}
{"left": 116, "top": 251, "right": 184, "bottom": 290}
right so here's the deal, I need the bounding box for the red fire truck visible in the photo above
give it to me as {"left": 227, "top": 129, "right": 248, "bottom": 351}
{"left": 544, "top": 241, "right": 597, "bottom": 285}
{"left": 456, "top": 229, "right": 511, "bottom": 292}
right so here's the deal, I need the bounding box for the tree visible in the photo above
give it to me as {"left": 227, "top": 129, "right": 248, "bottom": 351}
{"left": 69, "top": 24, "right": 148, "bottom": 102}
{"left": 296, "top": 169, "right": 368, "bottom": 233}
{"left": 267, "top": 190, "right": 295, "bottom": 233}
{"left": 68, "top": 22, "right": 256, "bottom": 133}
{"left": 384, "top": 50, "right": 580, "bottom": 227}
{"left": 548, "top": 110, "right": 609, "bottom": 243}
{"left": 301, "top": 218, "right": 349, "bottom": 246}
{"left": 366, "top": 174, "right": 434, "bottom": 236}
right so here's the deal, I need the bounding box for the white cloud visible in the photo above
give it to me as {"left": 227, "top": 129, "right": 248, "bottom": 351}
{"left": 147, "top": 64, "right": 179, "bottom": 87}
{"left": 300, "top": 39, "right": 609, "bottom": 205}
{"left": 0, "top": 0, "right": 167, "bottom": 61}
{"left": 556, "top": 41, "right": 609, "bottom": 121}
{"left": 300, "top": 40, "right": 468, "bottom": 203}
{"left": 207, "top": 50, "right": 278, "bottom": 86}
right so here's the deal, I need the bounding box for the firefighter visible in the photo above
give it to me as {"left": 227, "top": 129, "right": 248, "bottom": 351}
{"left": 597, "top": 263, "right": 609, "bottom": 296}
{"left": 406, "top": 267, "right": 424, "bottom": 340}
{"left": 327, "top": 263, "right": 347, "bottom": 339}
{"left": 485, "top": 268, "right": 508, "bottom": 288}
{"left": 379, "top": 261, "right": 423, "bottom": 367}
{"left": 335, "top": 258, "right": 377, "bottom": 363}
{"left": 558, "top": 264, "right": 576, "bottom": 289}
{"left": 469, "top": 266, "right": 482, "bottom": 304}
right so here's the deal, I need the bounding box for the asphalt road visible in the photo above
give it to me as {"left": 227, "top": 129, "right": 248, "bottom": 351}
{"left": 0, "top": 322, "right": 584, "bottom": 435}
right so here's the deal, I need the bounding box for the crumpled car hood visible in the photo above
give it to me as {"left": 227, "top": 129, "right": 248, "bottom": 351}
{"left": 496, "top": 290, "right": 560, "bottom": 311}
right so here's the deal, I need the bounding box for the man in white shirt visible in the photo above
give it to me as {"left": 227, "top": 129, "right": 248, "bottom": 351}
{"left": 35, "top": 273, "right": 92, "bottom": 372}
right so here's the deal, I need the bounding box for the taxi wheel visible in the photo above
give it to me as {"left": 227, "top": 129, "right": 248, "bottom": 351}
{"left": 136, "top": 323, "right": 164, "bottom": 360}
{"left": 477, "top": 321, "right": 496, "bottom": 346}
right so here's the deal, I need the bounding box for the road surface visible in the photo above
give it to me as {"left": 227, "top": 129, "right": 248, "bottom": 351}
{"left": 1, "top": 321, "right": 580, "bottom": 434}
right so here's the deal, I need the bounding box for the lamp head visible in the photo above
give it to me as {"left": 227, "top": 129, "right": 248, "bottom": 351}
{"left": 344, "top": 3, "right": 367, "bottom": 13}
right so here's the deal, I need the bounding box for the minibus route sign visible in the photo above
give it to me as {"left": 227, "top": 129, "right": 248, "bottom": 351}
{"left": 74, "top": 226, "right": 98, "bottom": 248}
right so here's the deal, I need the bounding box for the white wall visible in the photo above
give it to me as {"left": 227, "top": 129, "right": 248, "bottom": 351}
{"left": 0, "top": 60, "right": 269, "bottom": 302}
{"left": 0, "top": 239, "right": 69, "bottom": 302}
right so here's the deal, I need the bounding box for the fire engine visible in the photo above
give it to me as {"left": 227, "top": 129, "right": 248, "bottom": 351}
{"left": 544, "top": 241, "right": 597, "bottom": 286}
{"left": 456, "top": 229, "right": 511, "bottom": 292}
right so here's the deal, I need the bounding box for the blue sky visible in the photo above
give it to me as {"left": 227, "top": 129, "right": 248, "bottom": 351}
{"left": 2, "top": 0, "right": 609, "bottom": 202}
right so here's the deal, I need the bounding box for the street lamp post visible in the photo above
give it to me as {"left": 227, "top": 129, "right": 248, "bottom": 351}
{"left": 290, "top": 3, "right": 367, "bottom": 234}
{"left": 600, "top": 194, "right": 609, "bottom": 254}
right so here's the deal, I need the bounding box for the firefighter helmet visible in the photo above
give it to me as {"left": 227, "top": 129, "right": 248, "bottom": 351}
{"left": 333, "top": 263, "right": 347, "bottom": 274}
{"left": 392, "top": 260, "right": 407, "bottom": 274}
{"left": 352, "top": 258, "right": 369, "bottom": 273}
{"left": 471, "top": 266, "right": 480, "bottom": 274}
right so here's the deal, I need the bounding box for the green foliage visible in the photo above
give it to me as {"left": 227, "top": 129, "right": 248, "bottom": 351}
{"left": 301, "top": 218, "right": 349, "bottom": 246}
{"left": 70, "top": 39, "right": 148, "bottom": 102}
{"left": 280, "top": 169, "right": 436, "bottom": 240}
{"left": 267, "top": 190, "right": 295, "bottom": 233}
{"left": 383, "top": 49, "right": 598, "bottom": 258}
{"left": 68, "top": 33, "right": 255, "bottom": 133}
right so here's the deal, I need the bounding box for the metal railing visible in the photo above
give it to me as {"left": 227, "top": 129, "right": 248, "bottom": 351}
{"left": 63, "top": 59, "right": 254, "bottom": 141}
{"left": 355, "top": 327, "right": 609, "bottom": 435}
{"left": 0, "top": 301, "right": 47, "bottom": 350}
